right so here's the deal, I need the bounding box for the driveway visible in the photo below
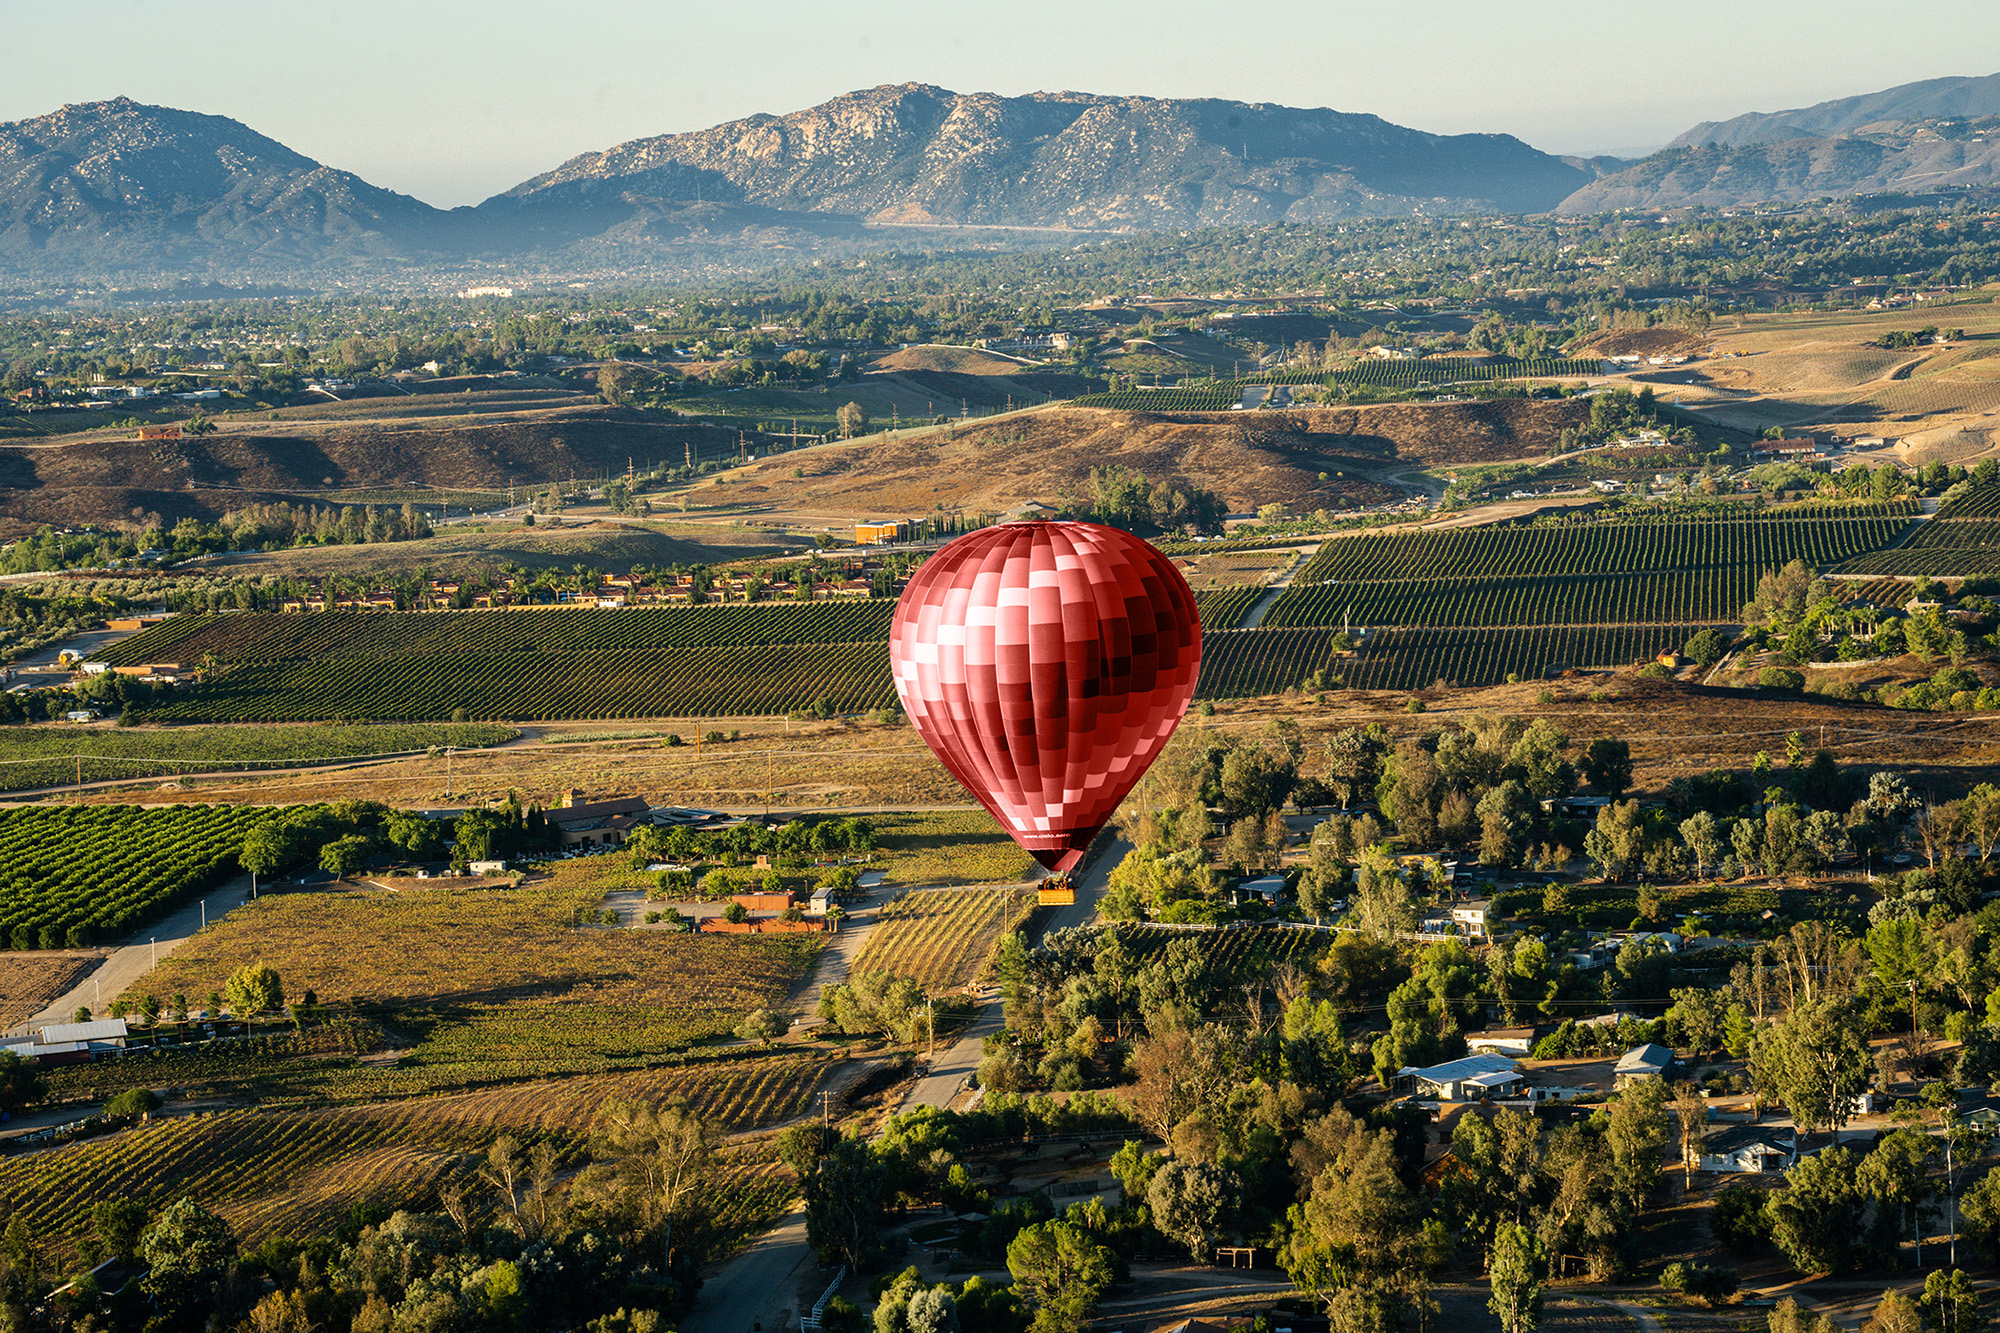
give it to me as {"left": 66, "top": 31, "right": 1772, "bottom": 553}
{"left": 15, "top": 871, "right": 257, "bottom": 1034}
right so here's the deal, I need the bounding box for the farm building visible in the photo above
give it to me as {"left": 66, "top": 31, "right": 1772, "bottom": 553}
{"left": 547, "top": 791, "right": 651, "bottom": 848}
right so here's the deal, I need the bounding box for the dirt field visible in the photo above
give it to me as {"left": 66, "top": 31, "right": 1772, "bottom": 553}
{"left": 703, "top": 398, "right": 1597, "bottom": 521}
{"left": 0, "top": 954, "right": 103, "bottom": 1028}
{"left": 45, "top": 666, "right": 2000, "bottom": 812}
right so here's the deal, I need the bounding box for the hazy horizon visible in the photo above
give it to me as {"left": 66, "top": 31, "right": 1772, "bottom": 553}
{"left": 8, "top": 0, "right": 1999, "bottom": 208}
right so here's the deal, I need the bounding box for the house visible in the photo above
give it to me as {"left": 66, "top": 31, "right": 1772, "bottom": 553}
{"left": 1700, "top": 1123, "right": 1793, "bottom": 1174}
{"left": 1466, "top": 1026, "right": 1539, "bottom": 1057}
{"left": 1397, "top": 1052, "right": 1523, "bottom": 1101}
{"left": 545, "top": 790, "right": 652, "bottom": 848}
{"left": 1450, "top": 899, "right": 1492, "bottom": 938}
{"left": 63, "top": 709, "right": 99, "bottom": 724}
{"left": 1231, "top": 874, "right": 1285, "bottom": 906}
{"left": 136, "top": 424, "right": 182, "bottom": 441}
{"left": 1614, "top": 1043, "right": 1675, "bottom": 1086}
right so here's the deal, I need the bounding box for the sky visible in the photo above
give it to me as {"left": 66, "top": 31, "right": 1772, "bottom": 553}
{"left": 7, "top": 0, "right": 2000, "bottom": 208}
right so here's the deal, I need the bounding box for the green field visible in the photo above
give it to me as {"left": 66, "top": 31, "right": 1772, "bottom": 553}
{"left": 1267, "top": 570, "right": 1756, "bottom": 628}
{"left": 101, "top": 604, "right": 897, "bottom": 666}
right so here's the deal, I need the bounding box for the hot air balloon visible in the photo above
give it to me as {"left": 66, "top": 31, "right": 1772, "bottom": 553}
{"left": 889, "top": 520, "right": 1202, "bottom": 876}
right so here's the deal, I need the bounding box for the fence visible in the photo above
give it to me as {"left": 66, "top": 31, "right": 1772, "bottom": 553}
{"left": 800, "top": 1266, "right": 847, "bottom": 1333}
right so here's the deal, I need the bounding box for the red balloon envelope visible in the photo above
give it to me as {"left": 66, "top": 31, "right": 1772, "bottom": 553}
{"left": 889, "top": 521, "right": 1202, "bottom": 875}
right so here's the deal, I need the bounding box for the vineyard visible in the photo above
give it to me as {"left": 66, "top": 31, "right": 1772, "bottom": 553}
{"left": 1198, "top": 624, "right": 1709, "bottom": 695}
{"left": 1113, "top": 923, "right": 1332, "bottom": 977}
{"left": 102, "top": 604, "right": 898, "bottom": 666}
{"left": 1265, "top": 570, "right": 1760, "bottom": 629}
{"left": 138, "top": 641, "right": 898, "bottom": 723}
{"left": 1937, "top": 482, "right": 2000, "bottom": 519}
{"left": 1834, "top": 547, "right": 2000, "bottom": 577}
{"left": 0, "top": 1058, "right": 816, "bottom": 1254}
{"left": 0, "top": 722, "right": 516, "bottom": 793}
{"left": 1325, "top": 356, "right": 1604, "bottom": 387}
{"left": 0, "top": 805, "right": 279, "bottom": 946}
{"left": 1067, "top": 358, "right": 1603, "bottom": 409}
{"left": 1068, "top": 388, "right": 1240, "bottom": 411}
{"left": 1291, "top": 517, "right": 1907, "bottom": 584}
{"left": 1193, "top": 586, "right": 1262, "bottom": 630}
{"left": 853, "top": 886, "right": 1036, "bottom": 993}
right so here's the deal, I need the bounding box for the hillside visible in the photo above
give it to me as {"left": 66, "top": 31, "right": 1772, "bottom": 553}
{"left": 1669, "top": 72, "right": 2000, "bottom": 148}
{"left": 488, "top": 84, "right": 1594, "bottom": 233}
{"left": 712, "top": 398, "right": 1588, "bottom": 518}
{"left": 0, "top": 402, "right": 752, "bottom": 527}
{"left": 0, "top": 98, "right": 448, "bottom": 273}
{"left": 1558, "top": 126, "right": 2000, "bottom": 213}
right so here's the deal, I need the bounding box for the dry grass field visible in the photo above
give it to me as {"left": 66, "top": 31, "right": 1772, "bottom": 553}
{"left": 0, "top": 954, "right": 100, "bottom": 1028}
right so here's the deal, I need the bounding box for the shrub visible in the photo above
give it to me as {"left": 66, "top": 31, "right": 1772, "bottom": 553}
{"left": 104, "top": 1088, "right": 161, "bottom": 1117}
{"left": 1661, "top": 1261, "right": 1738, "bottom": 1305}
{"left": 1757, "top": 667, "right": 1805, "bottom": 691}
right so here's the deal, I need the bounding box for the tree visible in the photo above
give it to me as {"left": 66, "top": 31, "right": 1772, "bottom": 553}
{"left": 1754, "top": 998, "right": 1871, "bottom": 1135}
{"left": 1770, "top": 1298, "right": 1838, "bottom": 1333}
{"left": 1684, "top": 628, "right": 1730, "bottom": 668}
{"left": 586, "top": 1099, "right": 720, "bottom": 1271}
{"left": 319, "top": 834, "right": 372, "bottom": 881}
{"left": 238, "top": 822, "right": 294, "bottom": 888}
{"left": 735, "top": 1008, "right": 789, "bottom": 1047}
{"left": 836, "top": 402, "right": 869, "bottom": 438}
{"left": 1861, "top": 1289, "right": 1920, "bottom": 1333}
{"left": 779, "top": 1128, "right": 884, "bottom": 1269}
{"left": 224, "top": 961, "right": 283, "bottom": 1015}
{"left": 1668, "top": 1081, "right": 1709, "bottom": 1189}
{"left": 1920, "top": 1268, "right": 1981, "bottom": 1333}
{"left": 1581, "top": 738, "right": 1633, "bottom": 800}
{"left": 0, "top": 1053, "right": 45, "bottom": 1116}
{"left": 1605, "top": 1079, "right": 1670, "bottom": 1212}
{"left": 139, "top": 1197, "right": 236, "bottom": 1318}
{"left": 385, "top": 809, "right": 445, "bottom": 861}
{"left": 1146, "top": 1159, "right": 1240, "bottom": 1262}
{"left": 1768, "top": 1147, "right": 1864, "bottom": 1274}
{"left": 1281, "top": 1127, "right": 1434, "bottom": 1329}
{"left": 91, "top": 1199, "right": 149, "bottom": 1262}
{"left": 1487, "top": 1222, "right": 1545, "bottom": 1333}
{"left": 1005, "top": 1220, "right": 1115, "bottom": 1333}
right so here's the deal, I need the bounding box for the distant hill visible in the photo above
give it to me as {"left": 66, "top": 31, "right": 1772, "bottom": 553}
{"left": 1557, "top": 125, "right": 2000, "bottom": 213}
{"left": 1669, "top": 73, "right": 2000, "bottom": 148}
{"left": 0, "top": 98, "right": 450, "bottom": 274}
{"left": 486, "top": 83, "right": 1594, "bottom": 233}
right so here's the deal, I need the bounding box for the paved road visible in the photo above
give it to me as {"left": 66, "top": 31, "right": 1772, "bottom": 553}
{"left": 1236, "top": 549, "right": 1318, "bottom": 631}
{"left": 671, "top": 1205, "right": 823, "bottom": 1333}
{"left": 16, "top": 870, "right": 256, "bottom": 1034}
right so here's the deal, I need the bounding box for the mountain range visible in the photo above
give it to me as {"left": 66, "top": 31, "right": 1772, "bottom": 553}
{"left": 3, "top": 74, "right": 1998, "bottom": 280}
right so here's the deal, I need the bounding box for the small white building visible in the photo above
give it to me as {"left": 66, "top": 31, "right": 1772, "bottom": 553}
{"left": 1466, "top": 1026, "right": 1538, "bottom": 1057}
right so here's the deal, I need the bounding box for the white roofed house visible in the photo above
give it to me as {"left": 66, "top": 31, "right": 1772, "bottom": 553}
{"left": 1396, "top": 1052, "right": 1524, "bottom": 1101}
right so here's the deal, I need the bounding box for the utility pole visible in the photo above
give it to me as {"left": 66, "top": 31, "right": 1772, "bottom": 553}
{"left": 150, "top": 938, "right": 156, "bottom": 968}
{"left": 200, "top": 899, "right": 206, "bottom": 931}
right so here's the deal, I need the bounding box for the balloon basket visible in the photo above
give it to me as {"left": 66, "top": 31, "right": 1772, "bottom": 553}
{"left": 1036, "top": 875, "right": 1077, "bottom": 907}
